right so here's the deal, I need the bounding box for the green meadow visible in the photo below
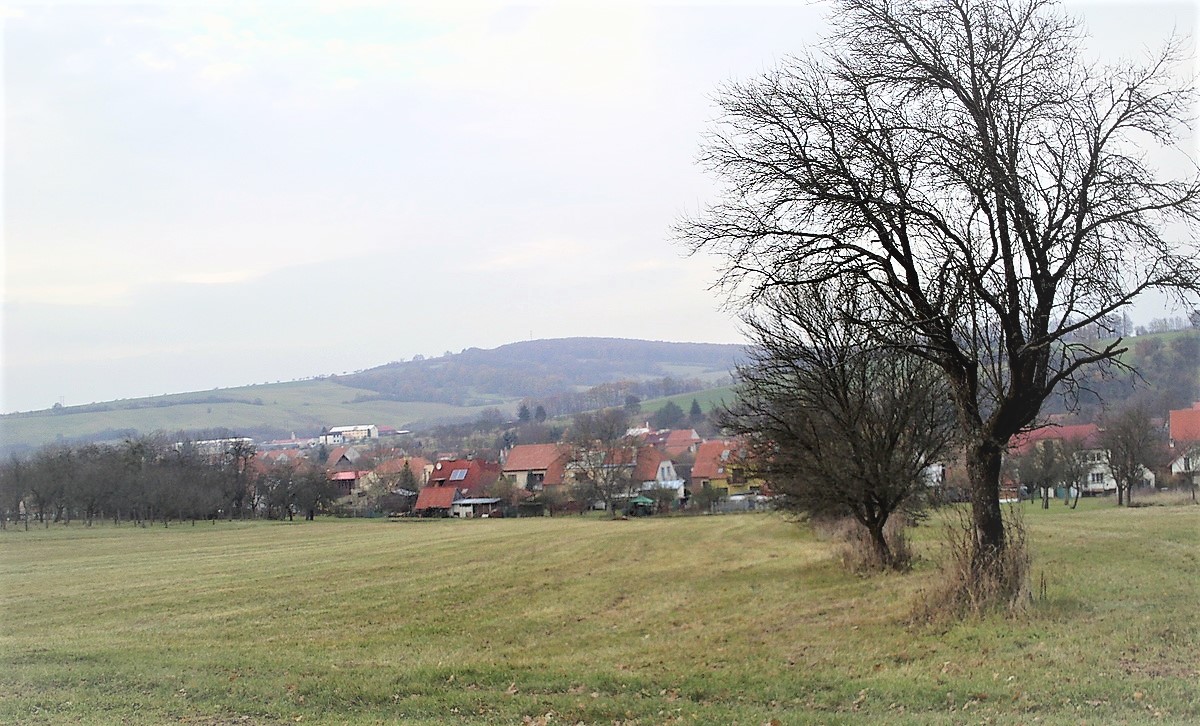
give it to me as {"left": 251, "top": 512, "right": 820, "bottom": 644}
{"left": 0, "top": 379, "right": 513, "bottom": 452}
{"left": 1, "top": 501, "right": 1197, "bottom": 725}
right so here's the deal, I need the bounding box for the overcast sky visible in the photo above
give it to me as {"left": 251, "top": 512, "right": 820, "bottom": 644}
{"left": 3, "top": 1, "right": 1196, "bottom": 413}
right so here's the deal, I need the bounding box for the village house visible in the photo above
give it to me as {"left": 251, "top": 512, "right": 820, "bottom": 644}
{"left": 501, "top": 443, "right": 570, "bottom": 491}
{"left": 329, "top": 470, "right": 369, "bottom": 499}
{"left": 368, "top": 456, "right": 431, "bottom": 488}
{"left": 413, "top": 458, "right": 502, "bottom": 516}
{"left": 632, "top": 446, "right": 686, "bottom": 502}
{"left": 1007, "top": 423, "right": 1132, "bottom": 496}
{"left": 1168, "top": 403, "right": 1200, "bottom": 487}
{"left": 640, "top": 428, "right": 703, "bottom": 457}
{"left": 690, "top": 439, "right": 760, "bottom": 498}
{"left": 325, "top": 445, "right": 361, "bottom": 470}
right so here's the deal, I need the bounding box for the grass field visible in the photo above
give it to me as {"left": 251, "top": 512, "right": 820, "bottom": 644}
{"left": 0, "top": 379, "right": 515, "bottom": 453}
{"left": 638, "top": 386, "right": 739, "bottom": 419}
{"left": 1, "top": 500, "right": 1197, "bottom": 724}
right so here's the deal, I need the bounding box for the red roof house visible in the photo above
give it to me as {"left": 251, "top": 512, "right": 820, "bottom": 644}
{"left": 1169, "top": 405, "right": 1200, "bottom": 445}
{"left": 502, "top": 444, "right": 570, "bottom": 490}
{"left": 373, "top": 456, "right": 431, "bottom": 485}
{"left": 426, "top": 458, "right": 501, "bottom": 497}
{"left": 413, "top": 485, "right": 460, "bottom": 515}
{"left": 642, "top": 429, "right": 702, "bottom": 457}
{"left": 329, "top": 470, "right": 370, "bottom": 497}
{"left": 1008, "top": 424, "right": 1102, "bottom": 456}
{"left": 326, "top": 445, "right": 361, "bottom": 469}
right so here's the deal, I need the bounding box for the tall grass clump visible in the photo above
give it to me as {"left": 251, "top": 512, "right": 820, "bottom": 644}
{"left": 810, "top": 515, "right": 916, "bottom": 573}
{"left": 914, "top": 506, "right": 1030, "bottom": 621}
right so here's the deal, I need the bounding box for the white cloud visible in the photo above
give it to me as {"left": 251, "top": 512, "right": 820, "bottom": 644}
{"left": 197, "top": 60, "right": 245, "bottom": 82}
{"left": 135, "top": 50, "right": 175, "bottom": 72}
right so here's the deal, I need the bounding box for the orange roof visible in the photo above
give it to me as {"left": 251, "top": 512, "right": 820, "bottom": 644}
{"left": 1009, "top": 424, "right": 1101, "bottom": 455}
{"left": 633, "top": 446, "right": 665, "bottom": 482}
{"left": 326, "top": 445, "right": 359, "bottom": 467}
{"left": 503, "top": 444, "right": 570, "bottom": 485}
{"left": 414, "top": 486, "right": 459, "bottom": 511}
{"left": 1170, "top": 406, "right": 1200, "bottom": 444}
{"left": 427, "top": 458, "right": 501, "bottom": 495}
{"left": 663, "top": 429, "right": 701, "bottom": 456}
{"left": 692, "top": 440, "right": 733, "bottom": 481}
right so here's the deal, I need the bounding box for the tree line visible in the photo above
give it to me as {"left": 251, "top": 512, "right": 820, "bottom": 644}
{"left": 0, "top": 438, "right": 336, "bottom": 530}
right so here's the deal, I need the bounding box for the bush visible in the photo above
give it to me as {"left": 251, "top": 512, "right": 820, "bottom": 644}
{"left": 914, "top": 507, "right": 1031, "bottom": 622}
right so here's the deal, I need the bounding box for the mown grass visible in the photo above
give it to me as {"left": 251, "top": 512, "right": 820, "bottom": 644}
{"left": 1, "top": 501, "right": 1196, "bottom": 724}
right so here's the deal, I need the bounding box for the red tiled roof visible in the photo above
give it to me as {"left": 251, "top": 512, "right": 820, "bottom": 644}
{"left": 1170, "top": 406, "right": 1200, "bottom": 444}
{"left": 427, "top": 458, "right": 501, "bottom": 495}
{"left": 1009, "top": 424, "right": 1101, "bottom": 455}
{"left": 642, "top": 430, "right": 669, "bottom": 446}
{"left": 329, "top": 470, "right": 368, "bottom": 481}
{"left": 663, "top": 429, "right": 701, "bottom": 456}
{"left": 633, "top": 446, "right": 664, "bottom": 482}
{"left": 414, "top": 486, "right": 459, "bottom": 511}
{"left": 326, "top": 445, "right": 359, "bottom": 467}
{"left": 692, "top": 440, "right": 732, "bottom": 481}
{"left": 503, "top": 444, "right": 570, "bottom": 486}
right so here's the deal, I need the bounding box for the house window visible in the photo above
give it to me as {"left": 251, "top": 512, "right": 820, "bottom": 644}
{"left": 449, "top": 469, "right": 468, "bottom": 481}
{"left": 1090, "top": 472, "right": 1104, "bottom": 485}
{"left": 530, "top": 471, "right": 545, "bottom": 485}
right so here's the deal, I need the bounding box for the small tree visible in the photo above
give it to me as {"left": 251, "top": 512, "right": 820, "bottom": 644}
{"left": 537, "top": 485, "right": 567, "bottom": 517}
{"left": 1014, "top": 437, "right": 1085, "bottom": 510}
{"left": 723, "top": 283, "right": 957, "bottom": 570}
{"left": 566, "top": 408, "right": 634, "bottom": 517}
{"left": 688, "top": 399, "right": 704, "bottom": 427}
{"left": 1102, "top": 404, "right": 1165, "bottom": 506}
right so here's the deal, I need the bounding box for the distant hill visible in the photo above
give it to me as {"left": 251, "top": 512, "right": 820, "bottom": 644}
{"left": 338, "top": 338, "right": 745, "bottom": 405}
{"left": 0, "top": 338, "right": 746, "bottom": 455}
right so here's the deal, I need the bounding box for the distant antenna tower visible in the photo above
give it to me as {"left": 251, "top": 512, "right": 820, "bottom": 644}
{"left": 58, "top": 395, "right": 65, "bottom": 407}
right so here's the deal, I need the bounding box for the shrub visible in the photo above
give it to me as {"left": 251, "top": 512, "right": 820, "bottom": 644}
{"left": 913, "top": 507, "right": 1031, "bottom": 622}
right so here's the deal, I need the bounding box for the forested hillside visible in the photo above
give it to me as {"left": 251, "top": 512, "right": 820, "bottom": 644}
{"left": 1043, "top": 330, "right": 1200, "bottom": 420}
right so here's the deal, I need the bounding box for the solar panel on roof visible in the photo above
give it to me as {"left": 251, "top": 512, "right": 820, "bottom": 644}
{"left": 449, "top": 469, "right": 468, "bottom": 481}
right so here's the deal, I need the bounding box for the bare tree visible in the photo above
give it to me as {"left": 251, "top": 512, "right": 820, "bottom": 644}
{"left": 566, "top": 408, "right": 635, "bottom": 517}
{"left": 722, "top": 282, "right": 957, "bottom": 569}
{"left": 0, "top": 455, "right": 29, "bottom": 530}
{"left": 680, "top": 0, "right": 1200, "bottom": 573}
{"left": 1013, "top": 436, "right": 1085, "bottom": 510}
{"left": 1101, "top": 403, "right": 1165, "bottom": 506}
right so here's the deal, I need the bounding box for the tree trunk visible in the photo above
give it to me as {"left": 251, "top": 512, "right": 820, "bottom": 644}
{"left": 1042, "top": 486, "right": 1049, "bottom": 509}
{"left": 966, "top": 439, "right": 1006, "bottom": 565}
{"left": 1117, "top": 485, "right": 1125, "bottom": 506}
{"left": 867, "top": 522, "right": 894, "bottom": 570}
